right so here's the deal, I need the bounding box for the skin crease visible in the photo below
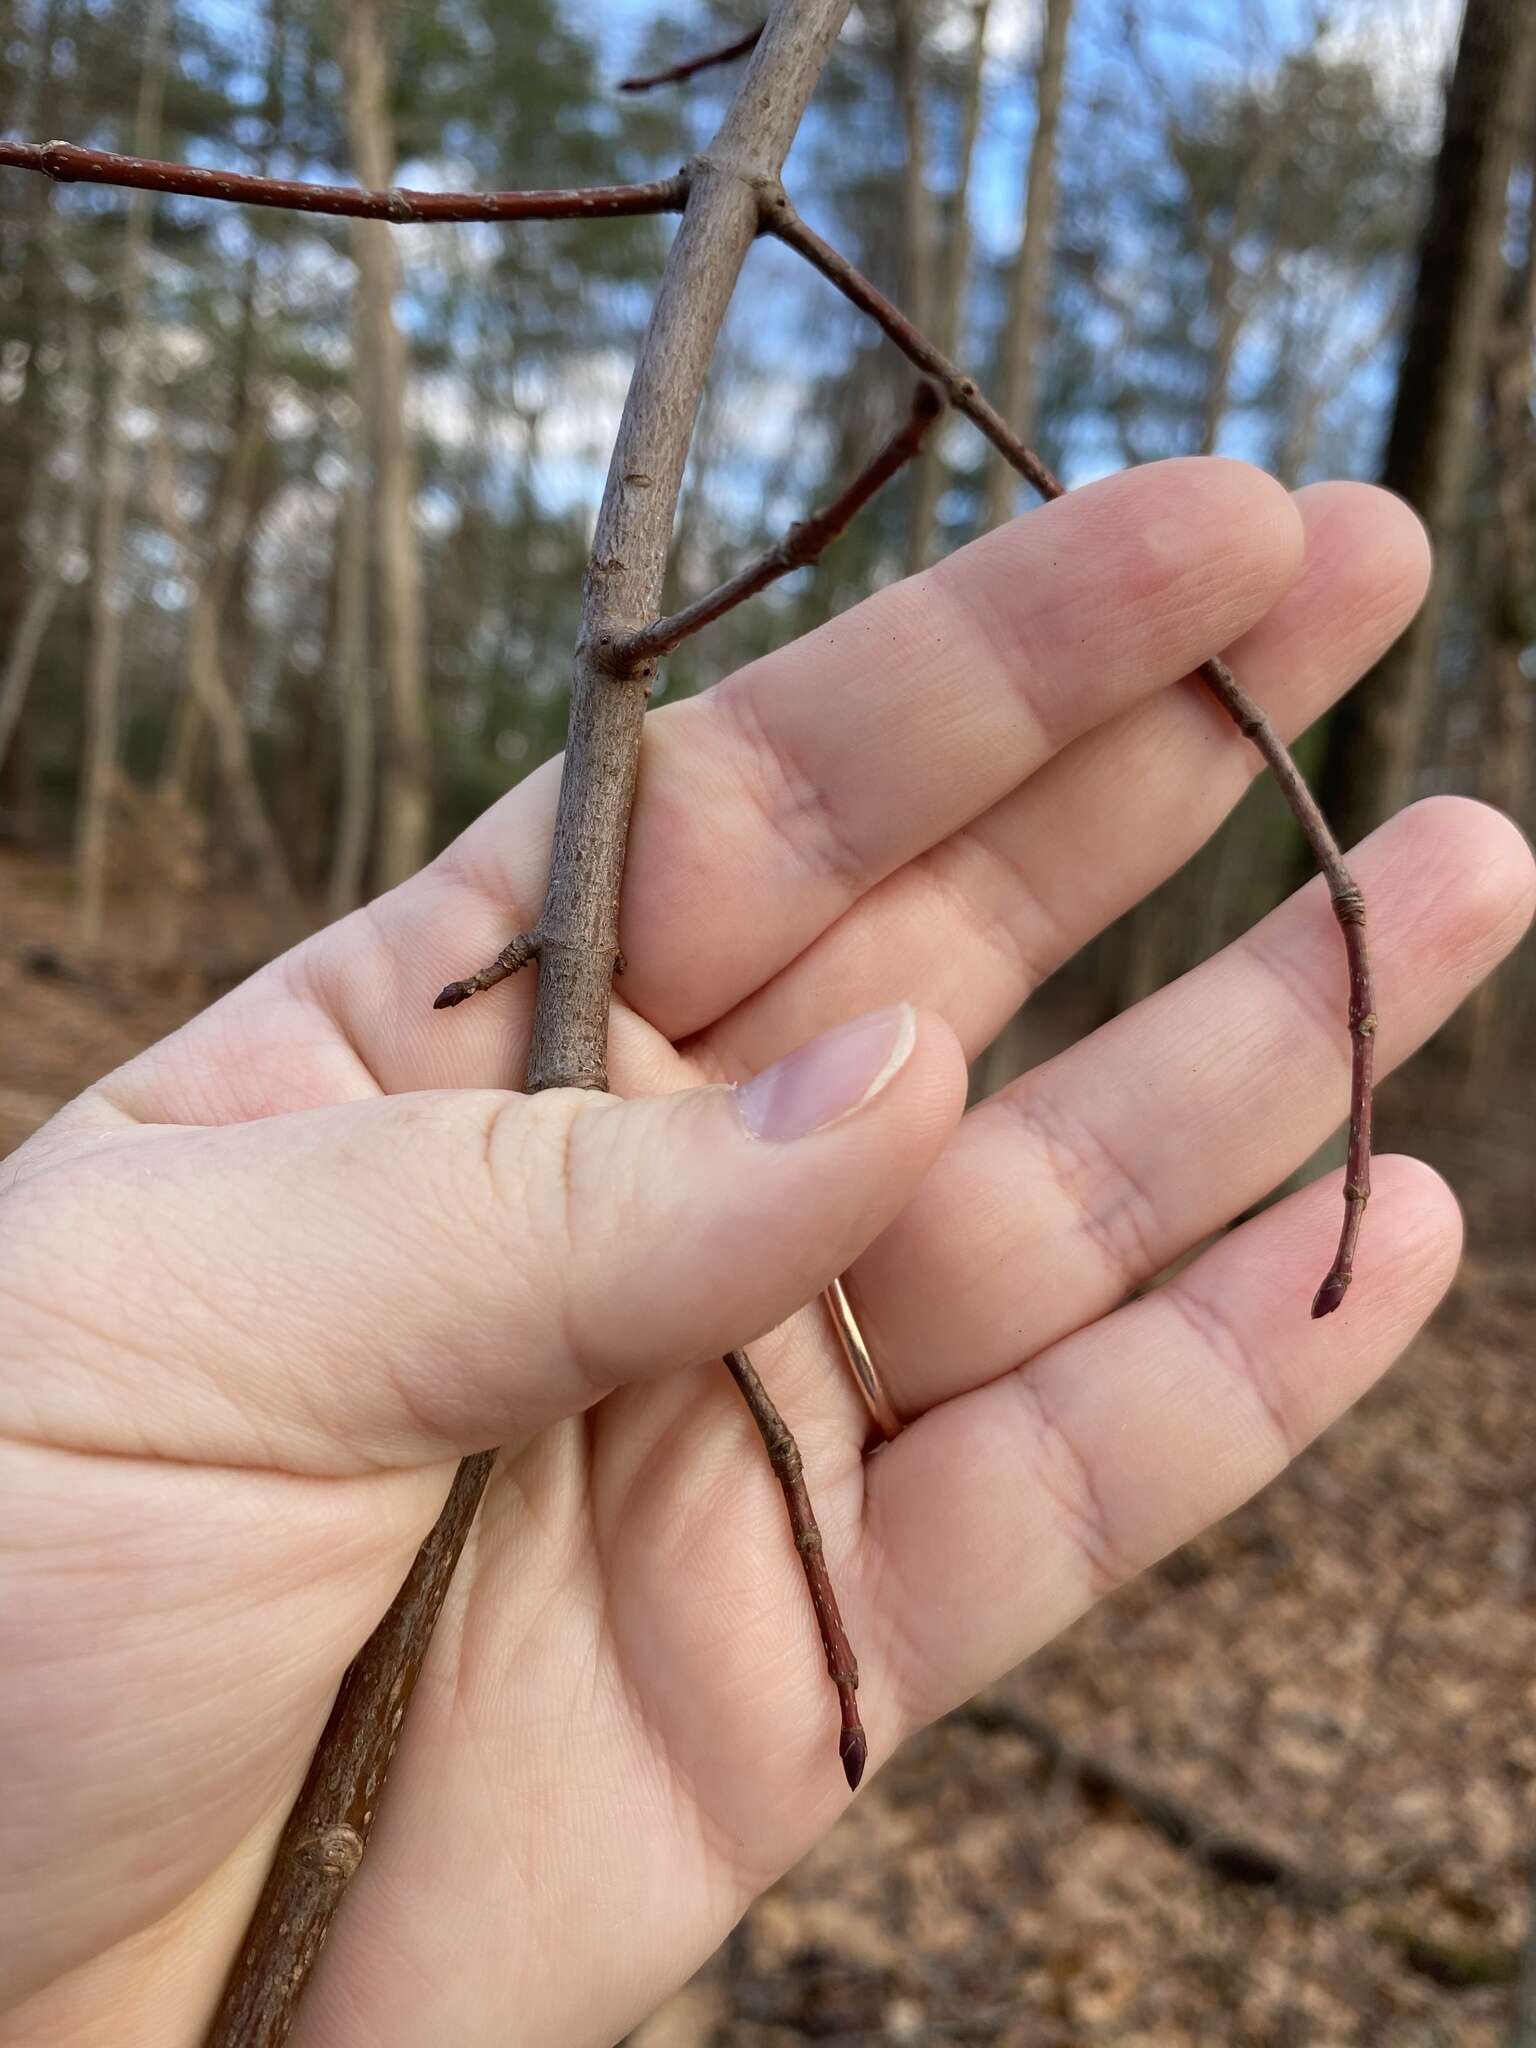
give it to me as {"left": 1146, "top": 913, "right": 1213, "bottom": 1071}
{"left": 1, "top": 461, "right": 1533, "bottom": 2047}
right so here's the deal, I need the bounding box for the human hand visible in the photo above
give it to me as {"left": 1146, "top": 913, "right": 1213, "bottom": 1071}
{"left": 3, "top": 460, "right": 1530, "bottom": 2046}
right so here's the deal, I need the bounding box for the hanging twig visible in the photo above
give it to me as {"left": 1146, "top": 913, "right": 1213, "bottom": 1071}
{"left": 766, "top": 192, "right": 1374, "bottom": 1316}
{"left": 619, "top": 23, "right": 765, "bottom": 93}
{"left": 0, "top": 138, "right": 689, "bottom": 222}
{"left": 725, "top": 1348, "right": 866, "bottom": 1788}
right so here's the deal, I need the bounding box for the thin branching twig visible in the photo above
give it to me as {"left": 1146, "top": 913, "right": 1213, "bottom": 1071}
{"left": 617, "top": 380, "right": 943, "bottom": 663}
{"left": 619, "top": 23, "right": 765, "bottom": 93}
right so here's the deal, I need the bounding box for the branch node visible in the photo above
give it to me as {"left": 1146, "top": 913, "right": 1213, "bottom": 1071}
{"left": 433, "top": 932, "right": 540, "bottom": 1009}
{"left": 295, "top": 1825, "right": 364, "bottom": 1882}
{"left": 1332, "top": 883, "right": 1367, "bottom": 926}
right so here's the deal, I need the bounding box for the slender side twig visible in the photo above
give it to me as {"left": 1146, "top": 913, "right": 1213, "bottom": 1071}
{"left": 205, "top": 5, "right": 857, "bottom": 2038}
{"left": 769, "top": 194, "right": 1374, "bottom": 1316}
{"left": 434, "top": 930, "right": 539, "bottom": 1010}
{"left": 436, "top": 385, "right": 942, "bottom": 1015}
{"left": 724, "top": 1349, "right": 866, "bottom": 1789}
{"left": 619, "top": 24, "right": 765, "bottom": 93}
{"left": 0, "top": 139, "right": 688, "bottom": 222}
{"left": 616, "top": 380, "right": 942, "bottom": 664}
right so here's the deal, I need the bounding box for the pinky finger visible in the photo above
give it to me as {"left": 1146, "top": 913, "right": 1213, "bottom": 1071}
{"left": 860, "top": 1154, "right": 1462, "bottom": 1736}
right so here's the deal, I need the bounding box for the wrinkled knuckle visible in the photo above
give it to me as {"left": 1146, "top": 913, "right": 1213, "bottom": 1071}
{"left": 1015, "top": 1089, "right": 1162, "bottom": 1296}
{"left": 1009, "top": 1370, "right": 1136, "bottom": 1599}
{"left": 1170, "top": 1281, "right": 1299, "bottom": 1464}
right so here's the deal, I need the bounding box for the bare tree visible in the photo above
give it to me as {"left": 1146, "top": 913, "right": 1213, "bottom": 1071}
{"left": 1318, "top": 0, "right": 1536, "bottom": 848}
{"left": 342, "top": 0, "right": 431, "bottom": 889}
{"left": 983, "top": 0, "right": 1073, "bottom": 530}
{"left": 906, "top": 0, "right": 991, "bottom": 569}
{"left": 326, "top": 417, "right": 375, "bottom": 920}
{"left": 74, "top": 0, "right": 167, "bottom": 948}
{"left": 1459, "top": 152, "right": 1536, "bottom": 1083}
{"left": 150, "top": 416, "right": 296, "bottom": 914}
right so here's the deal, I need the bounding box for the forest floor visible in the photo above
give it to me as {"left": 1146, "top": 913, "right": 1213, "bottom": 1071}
{"left": 3, "top": 847, "right": 1533, "bottom": 2048}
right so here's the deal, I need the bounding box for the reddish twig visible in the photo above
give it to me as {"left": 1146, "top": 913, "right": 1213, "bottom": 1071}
{"left": 1198, "top": 656, "right": 1374, "bottom": 1316}
{"left": 769, "top": 193, "right": 1373, "bottom": 1314}
{"left": 766, "top": 195, "right": 1062, "bottom": 499}
{"left": 619, "top": 24, "right": 765, "bottom": 93}
{"left": 724, "top": 1348, "right": 866, "bottom": 1789}
{"left": 617, "top": 380, "right": 942, "bottom": 662}
{"left": 0, "top": 138, "right": 688, "bottom": 222}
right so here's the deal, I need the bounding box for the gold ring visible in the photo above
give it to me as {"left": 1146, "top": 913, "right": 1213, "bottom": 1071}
{"left": 823, "top": 1275, "right": 902, "bottom": 1441}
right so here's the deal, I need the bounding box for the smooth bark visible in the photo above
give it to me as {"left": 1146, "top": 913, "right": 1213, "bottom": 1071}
{"left": 983, "top": 0, "right": 1073, "bottom": 529}
{"left": 341, "top": 0, "right": 431, "bottom": 889}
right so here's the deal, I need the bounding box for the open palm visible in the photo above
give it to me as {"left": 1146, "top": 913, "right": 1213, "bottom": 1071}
{"left": 3, "top": 460, "right": 1531, "bottom": 2048}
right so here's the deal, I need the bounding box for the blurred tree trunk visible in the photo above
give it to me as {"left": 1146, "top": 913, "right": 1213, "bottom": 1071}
{"left": 1316, "top": 0, "right": 1536, "bottom": 850}
{"left": 75, "top": 0, "right": 168, "bottom": 947}
{"left": 887, "top": 0, "right": 935, "bottom": 339}
{"left": 886, "top": 0, "right": 937, "bottom": 574}
{"left": 0, "top": 0, "right": 60, "bottom": 844}
{"left": 151, "top": 419, "right": 295, "bottom": 915}
{"left": 0, "top": 311, "right": 84, "bottom": 780}
{"left": 1458, "top": 160, "right": 1536, "bottom": 1086}
{"left": 327, "top": 436, "right": 374, "bottom": 919}
{"left": 1194, "top": 124, "right": 1284, "bottom": 455}
{"left": 169, "top": 0, "right": 286, "bottom": 804}
{"left": 0, "top": 311, "right": 86, "bottom": 770}
{"left": 343, "top": 0, "right": 431, "bottom": 888}
{"left": 906, "top": 0, "right": 990, "bottom": 571}
{"left": 983, "top": 0, "right": 1073, "bottom": 531}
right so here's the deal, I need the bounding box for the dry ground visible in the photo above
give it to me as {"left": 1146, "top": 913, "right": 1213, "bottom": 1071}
{"left": 3, "top": 850, "right": 1532, "bottom": 2048}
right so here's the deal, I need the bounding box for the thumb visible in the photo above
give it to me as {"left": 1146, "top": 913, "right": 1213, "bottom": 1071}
{"left": 11, "top": 1005, "right": 965, "bottom": 1471}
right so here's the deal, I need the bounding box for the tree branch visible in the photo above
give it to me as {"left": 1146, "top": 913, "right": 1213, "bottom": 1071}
{"left": 0, "top": 138, "right": 689, "bottom": 222}
{"left": 619, "top": 24, "right": 765, "bottom": 93}
{"left": 769, "top": 195, "right": 1374, "bottom": 1315}
{"left": 613, "top": 381, "right": 942, "bottom": 667}
{"left": 208, "top": 6, "right": 856, "bottom": 2038}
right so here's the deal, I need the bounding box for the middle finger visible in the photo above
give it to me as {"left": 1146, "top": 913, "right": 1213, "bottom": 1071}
{"left": 811, "top": 797, "right": 1531, "bottom": 1427}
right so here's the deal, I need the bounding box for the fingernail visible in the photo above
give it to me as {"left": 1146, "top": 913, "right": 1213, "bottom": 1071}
{"left": 735, "top": 1004, "right": 916, "bottom": 1142}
